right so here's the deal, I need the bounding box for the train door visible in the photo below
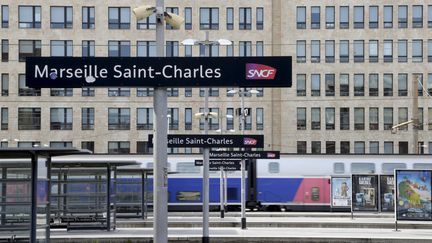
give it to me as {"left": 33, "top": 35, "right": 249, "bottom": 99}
{"left": 295, "top": 177, "right": 330, "bottom": 210}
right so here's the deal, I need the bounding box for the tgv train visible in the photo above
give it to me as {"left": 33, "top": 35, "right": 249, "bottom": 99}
{"left": 110, "top": 154, "right": 432, "bottom": 211}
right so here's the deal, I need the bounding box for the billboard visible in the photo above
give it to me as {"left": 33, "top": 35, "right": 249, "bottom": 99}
{"left": 352, "top": 175, "right": 379, "bottom": 211}
{"left": 396, "top": 170, "right": 432, "bottom": 221}
{"left": 379, "top": 175, "right": 395, "bottom": 212}
{"left": 25, "top": 57, "right": 292, "bottom": 88}
{"left": 331, "top": 177, "right": 352, "bottom": 208}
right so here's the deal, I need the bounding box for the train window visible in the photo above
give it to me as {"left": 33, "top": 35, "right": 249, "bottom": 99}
{"left": 351, "top": 163, "right": 375, "bottom": 173}
{"left": 146, "top": 162, "right": 171, "bottom": 171}
{"left": 176, "top": 162, "right": 200, "bottom": 173}
{"left": 333, "top": 163, "right": 345, "bottom": 174}
{"left": 382, "top": 163, "right": 406, "bottom": 174}
{"left": 227, "top": 187, "right": 238, "bottom": 200}
{"left": 268, "top": 162, "right": 280, "bottom": 173}
{"left": 413, "top": 163, "right": 432, "bottom": 170}
{"left": 311, "top": 187, "right": 320, "bottom": 201}
{"left": 176, "top": 191, "right": 201, "bottom": 201}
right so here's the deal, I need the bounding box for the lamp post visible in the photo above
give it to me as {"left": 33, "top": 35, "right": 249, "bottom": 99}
{"left": 227, "top": 88, "right": 259, "bottom": 229}
{"left": 183, "top": 32, "right": 231, "bottom": 243}
{"left": 133, "top": 3, "right": 183, "bottom": 243}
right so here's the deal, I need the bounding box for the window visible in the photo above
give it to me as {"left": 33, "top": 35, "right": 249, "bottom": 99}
{"left": 200, "top": 88, "right": 219, "bottom": 97}
{"left": 81, "top": 141, "right": 94, "bottom": 153}
{"left": 416, "top": 73, "right": 424, "bottom": 97}
{"left": 108, "top": 108, "right": 130, "bottom": 130}
{"left": 82, "top": 108, "right": 94, "bottom": 130}
{"left": 82, "top": 40, "right": 95, "bottom": 57}
{"left": 137, "top": 141, "right": 152, "bottom": 154}
{"left": 311, "top": 74, "right": 320, "bottom": 96}
{"left": 340, "top": 108, "right": 350, "bottom": 130}
{"left": 1, "top": 5, "right": 8, "bottom": 28}
{"left": 429, "top": 39, "right": 432, "bottom": 62}
{"left": 200, "top": 8, "right": 219, "bottom": 30}
{"left": 398, "top": 74, "right": 408, "bottom": 96}
{"left": 311, "top": 141, "right": 321, "bottom": 154}
{"left": 369, "top": 6, "right": 378, "bottom": 28}
{"left": 184, "top": 7, "right": 192, "bottom": 30}
{"left": 108, "top": 142, "right": 130, "bottom": 154}
{"left": 268, "top": 162, "right": 279, "bottom": 173}
{"left": 51, "top": 88, "right": 72, "bottom": 96}
{"left": 226, "top": 108, "right": 234, "bottom": 130}
{"left": 413, "top": 5, "right": 423, "bottom": 28}
{"left": 369, "top": 107, "right": 379, "bottom": 130}
{"left": 177, "top": 162, "right": 200, "bottom": 173}
{"left": 166, "top": 41, "right": 179, "bottom": 57}
{"left": 340, "top": 74, "right": 349, "bottom": 96}
{"left": 311, "top": 40, "right": 320, "bottom": 63}
{"left": 354, "top": 142, "right": 365, "bottom": 154}
{"left": 354, "top": 108, "right": 365, "bottom": 130}
{"left": 418, "top": 107, "right": 424, "bottom": 130}
{"left": 226, "top": 8, "right": 234, "bottom": 30}
{"left": 325, "top": 74, "right": 335, "bottom": 96}
{"left": 353, "top": 40, "right": 364, "bottom": 62}
{"left": 18, "top": 108, "right": 41, "bottom": 130}
{"left": 50, "top": 108, "right": 72, "bottom": 130}
{"left": 398, "top": 107, "right": 408, "bottom": 130}
{"left": 19, "top": 74, "right": 40, "bottom": 96}
{"left": 184, "top": 88, "right": 192, "bottom": 97}
{"left": 368, "top": 41, "right": 383, "bottom": 58}
{"left": 108, "top": 88, "right": 130, "bottom": 97}
{"left": 354, "top": 74, "right": 364, "bottom": 96}
{"left": 429, "top": 74, "right": 432, "bottom": 96}
{"left": 341, "top": 141, "right": 350, "bottom": 154}
{"left": 351, "top": 163, "right": 375, "bottom": 174}
{"left": 137, "top": 88, "right": 153, "bottom": 97}
{"left": 398, "top": 39, "right": 407, "bottom": 62}
{"left": 369, "top": 74, "right": 379, "bottom": 96}
{"left": 199, "top": 44, "right": 219, "bottom": 57}
{"left": 137, "top": 108, "right": 153, "bottom": 130}
{"left": 326, "top": 141, "right": 335, "bottom": 154}
{"left": 256, "top": 41, "right": 264, "bottom": 56}
{"left": 184, "top": 45, "right": 192, "bottom": 57}
{"left": 256, "top": 108, "right": 264, "bottom": 130}
{"left": 370, "top": 141, "right": 379, "bottom": 154}
{"left": 384, "top": 6, "right": 393, "bottom": 28}
{"left": 311, "top": 7, "right": 320, "bottom": 29}
{"left": 239, "top": 41, "right": 252, "bottom": 56}
{"left": 239, "top": 8, "right": 251, "bottom": 30}
{"left": 82, "top": 88, "right": 95, "bottom": 97}
{"left": 297, "top": 141, "right": 307, "bottom": 154}
{"left": 383, "top": 74, "right": 393, "bottom": 96}
{"left": 297, "top": 74, "right": 306, "bottom": 96}
{"left": 256, "top": 7, "right": 264, "bottom": 30}
{"left": 399, "top": 142, "right": 409, "bottom": 154}
{"left": 1, "top": 39, "right": 8, "bottom": 62}
{"left": 137, "top": 14, "right": 156, "bottom": 30}
{"left": 19, "top": 40, "right": 41, "bottom": 62}
{"left": 108, "top": 41, "right": 130, "bottom": 57}
{"left": 339, "top": 40, "right": 349, "bottom": 63}
{"left": 325, "top": 41, "right": 335, "bottom": 63}
{"left": 354, "top": 6, "right": 364, "bottom": 28}
{"left": 1, "top": 108, "right": 7, "bottom": 130}
{"left": 412, "top": 40, "right": 423, "bottom": 62}
{"left": 1, "top": 73, "right": 8, "bottom": 96}
{"left": 325, "top": 108, "right": 335, "bottom": 130}
{"left": 333, "top": 163, "right": 345, "bottom": 174}
{"left": 51, "top": 40, "right": 73, "bottom": 56}
{"left": 325, "top": 7, "right": 334, "bottom": 29}
{"left": 137, "top": 41, "right": 156, "bottom": 57}
{"left": 199, "top": 108, "right": 219, "bottom": 130}
{"left": 384, "top": 40, "right": 393, "bottom": 62}
{"left": 297, "top": 107, "right": 306, "bottom": 130}
{"left": 398, "top": 5, "right": 408, "bottom": 28}
{"left": 383, "top": 108, "right": 393, "bottom": 130}
{"left": 165, "top": 7, "right": 179, "bottom": 29}
{"left": 340, "top": 6, "right": 349, "bottom": 29}
{"left": 51, "top": 6, "right": 73, "bottom": 29}
{"left": 108, "top": 7, "right": 130, "bottom": 29}
{"left": 413, "top": 163, "right": 432, "bottom": 169}
{"left": 296, "top": 41, "right": 306, "bottom": 63}
{"left": 168, "top": 108, "right": 179, "bottom": 130}
{"left": 296, "top": 7, "right": 306, "bottom": 29}
{"left": 82, "top": 6, "right": 95, "bottom": 29}
{"left": 167, "top": 88, "right": 179, "bottom": 97}
{"left": 311, "top": 108, "right": 321, "bottom": 130}
{"left": 226, "top": 43, "right": 234, "bottom": 56}
{"left": 185, "top": 108, "right": 192, "bottom": 130}
{"left": 19, "top": 6, "right": 41, "bottom": 28}
{"left": 18, "top": 142, "right": 40, "bottom": 148}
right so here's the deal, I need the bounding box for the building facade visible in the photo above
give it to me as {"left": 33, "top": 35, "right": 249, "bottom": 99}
{"left": 0, "top": 0, "right": 431, "bottom": 154}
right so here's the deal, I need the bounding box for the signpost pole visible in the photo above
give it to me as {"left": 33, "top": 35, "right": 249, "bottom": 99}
{"left": 240, "top": 88, "right": 247, "bottom": 229}
{"left": 220, "top": 167, "right": 224, "bottom": 218}
{"left": 154, "top": 1, "right": 168, "bottom": 242}
{"left": 202, "top": 31, "right": 210, "bottom": 243}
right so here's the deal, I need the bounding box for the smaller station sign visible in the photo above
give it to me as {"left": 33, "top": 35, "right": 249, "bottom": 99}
{"left": 194, "top": 159, "right": 241, "bottom": 171}
{"left": 209, "top": 151, "right": 280, "bottom": 159}
{"left": 148, "top": 134, "right": 264, "bottom": 148}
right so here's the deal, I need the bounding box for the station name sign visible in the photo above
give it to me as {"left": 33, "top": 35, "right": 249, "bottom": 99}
{"left": 210, "top": 151, "right": 280, "bottom": 159}
{"left": 148, "top": 134, "right": 264, "bottom": 148}
{"left": 25, "top": 57, "right": 292, "bottom": 88}
{"left": 195, "top": 159, "right": 241, "bottom": 171}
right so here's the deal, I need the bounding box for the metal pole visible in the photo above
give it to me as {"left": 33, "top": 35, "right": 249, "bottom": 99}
{"left": 240, "top": 89, "right": 247, "bottom": 229}
{"left": 154, "top": 0, "right": 168, "bottom": 242}
{"left": 202, "top": 30, "right": 210, "bottom": 243}
{"left": 30, "top": 153, "right": 38, "bottom": 243}
{"left": 412, "top": 74, "right": 419, "bottom": 154}
{"left": 1, "top": 168, "right": 6, "bottom": 226}
{"left": 107, "top": 166, "right": 111, "bottom": 231}
{"left": 141, "top": 171, "right": 145, "bottom": 219}
{"left": 224, "top": 170, "right": 228, "bottom": 213}
{"left": 220, "top": 168, "right": 224, "bottom": 218}
{"left": 46, "top": 158, "right": 52, "bottom": 241}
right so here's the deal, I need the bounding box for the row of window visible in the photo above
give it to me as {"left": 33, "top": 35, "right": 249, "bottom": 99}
{"left": 296, "top": 73, "right": 431, "bottom": 97}
{"left": 0, "top": 6, "right": 264, "bottom": 30}
{"left": 297, "top": 141, "right": 432, "bottom": 155}
{"left": 297, "top": 5, "right": 432, "bottom": 29}
{"left": 0, "top": 40, "right": 264, "bottom": 62}
{"left": 297, "top": 107, "right": 431, "bottom": 131}
{"left": 296, "top": 39, "right": 432, "bottom": 63}
{"left": 0, "top": 107, "right": 264, "bottom": 131}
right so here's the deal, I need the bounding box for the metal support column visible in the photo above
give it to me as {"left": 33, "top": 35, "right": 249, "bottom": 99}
{"left": 113, "top": 167, "right": 117, "bottom": 229}
{"left": 240, "top": 89, "right": 247, "bottom": 229}
{"left": 1, "top": 168, "right": 6, "bottom": 226}
{"left": 412, "top": 74, "right": 419, "bottom": 154}
{"left": 141, "top": 171, "right": 145, "bottom": 219}
{"left": 220, "top": 168, "right": 224, "bottom": 218}
{"left": 106, "top": 166, "right": 111, "bottom": 231}
{"left": 30, "top": 153, "right": 38, "bottom": 243}
{"left": 46, "top": 158, "right": 52, "bottom": 241}
{"left": 202, "top": 30, "right": 210, "bottom": 243}
{"left": 224, "top": 170, "right": 228, "bottom": 213}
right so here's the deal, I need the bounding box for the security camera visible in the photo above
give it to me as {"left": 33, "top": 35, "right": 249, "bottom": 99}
{"left": 133, "top": 5, "right": 156, "bottom": 20}
{"left": 164, "top": 12, "right": 185, "bottom": 29}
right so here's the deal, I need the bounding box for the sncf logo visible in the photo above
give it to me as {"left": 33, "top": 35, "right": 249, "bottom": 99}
{"left": 267, "top": 152, "right": 276, "bottom": 158}
{"left": 246, "top": 63, "right": 277, "bottom": 80}
{"left": 243, "top": 137, "right": 258, "bottom": 146}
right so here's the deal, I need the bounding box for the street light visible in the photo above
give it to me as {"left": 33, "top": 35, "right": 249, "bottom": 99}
{"left": 227, "top": 88, "right": 260, "bottom": 230}
{"left": 133, "top": 2, "right": 184, "bottom": 243}
{"left": 183, "top": 32, "right": 231, "bottom": 243}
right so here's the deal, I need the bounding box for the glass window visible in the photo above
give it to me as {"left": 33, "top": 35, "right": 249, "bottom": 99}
{"left": 137, "top": 13, "right": 156, "bottom": 30}
{"left": 354, "top": 40, "right": 364, "bottom": 62}
{"left": 398, "top": 5, "right": 408, "bottom": 28}
{"left": 384, "top": 40, "right": 393, "bottom": 62}
{"left": 82, "top": 40, "right": 95, "bottom": 57}
{"left": 51, "top": 40, "right": 73, "bottom": 57}
{"left": 369, "top": 6, "right": 378, "bottom": 28}
{"left": 137, "top": 41, "right": 156, "bottom": 57}
{"left": 351, "top": 163, "right": 375, "bottom": 174}
{"left": 354, "top": 108, "right": 365, "bottom": 130}
{"left": 256, "top": 41, "right": 264, "bottom": 56}
{"left": 108, "top": 87, "right": 130, "bottom": 97}
{"left": 185, "top": 108, "right": 192, "bottom": 130}
{"left": 340, "top": 6, "right": 349, "bottom": 29}
{"left": 340, "top": 74, "right": 349, "bottom": 96}
{"left": 412, "top": 39, "right": 423, "bottom": 62}
{"left": 51, "top": 6, "right": 73, "bottom": 29}
{"left": 226, "top": 8, "right": 234, "bottom": 30}
{"left": 256, "top": 108, "right": 264, "bottom": 130}
{"left": 326, "top": 141, "right": 335, "bottom": 154}
{"left": 398, "top": 40, "right": 407, "bottom": 62}
{"left": 311, "top": 6, "right": 320, "bottom": 29}
{"left": 184, "top": 7, "right": 192, "bottom": 30}
{"left": 398, "top": 107, "right": 408, "bottom": 130}
{"left": 369, "top": 74, "right": 379, "bottom": 96}
{"left": 1, "top": 39, "right": 8, "bottom": 62}
{"left": 227, "top": 108, "right": 234, "bottom": 130}
{"left": 383, "top": 74, "right": 393, "bottom": 96}
{"left": 108, "top": 108, "right": 130, "bottom": 130}
{"left": 19, "top": 40, "right": 41, "bottom": 61}
{"left": 354, "top": 74, "right": 364, "bottom": 96}
{"left": 369, "top": 107, "right": 379, "bottom": 130}
{"left": 137, "top": 108, "right": 153, "bottom": 130}
{"left": 82, "top": 6, "right": 95, "bottom": 29}
{"left": 1, "top": 5, "right": 8, "bottom": 28}
{"left": 108, "top": 41, "right": 130, "bottom": 57}
{"left": 325, "top": 74, "right": 335, "bottom": 96}
{"left": 382, "top": 163, "right": 406, "bottom": 174}
{"left": 354, "top": 6, "right": 364, "bottom": 28}
{"left": 370, "top": 141, "right": 379, "bottom": 154}
{"left": 239, "top": 41, "right": 252, "bottom": 56}
{"left": 50, "top": 108, "right": 72, "bottom": 130}
{"left": 268, "top": 162, "right": 279, "bottom": 173}
{"left": 325, "top": 108, "right": 335, "bottom": 130}
{"left": 18, "top": 108, "right": 41, "bottom": 130}
{"left": 296, "top": 40, "right": 306, "bottom": 63}
{"left": 325, "top": 40, "right": 335, "bottom": 63}
{"left": 50, "top": 88, "right": 72, "bottom": 96}
{"left": 1, "top": 107, "right": 8, "bottom": 130}
{"left": 108, "top": 141, "right": 130, "bottom": 154}
{"left": 311, "top": 107, "right": 321, "bottom": 130}
{"left": 369, "top": 40, "right": 378, "bottom": 62}
{"left": 311, "top": 40, "right": 320, "bottom": 63}
{"left": 340, "top": 108, "right": 350, "bottom": 130}
{"left": 200, "top": 8, "right": 219, "bottom": 30}
{"left": 398, "top": 74, "right": 408, "bottom": 96}
{"left": 1, "top": 73, "right": 8, "bottom": 96}
{"left": 311, "top": 74, "right": 320, "bottom": 96}
{"left": 297, "top": 141, "right": 307, "bottom": 154}
{"left": 428, "top": 74, "right": 432, "bottom": 96}
{"left": 413, "top": 5, "right": 423, "bottom": 28}
{"left": 177, "top": 162, "right": 200, "bottom": 173}
{"left": 239, "top": 8, "right": 252, "bottom": 30}
{"left": 325, "top": 7, "right": 334, "bottom": 29}
{"left": 81, "top": 107, "right": 94, "bottom": 130}
{"left": 256, "top": 7, "right": 264, "bottom": 30}
{"left": 383, "top": 107, "right": 393, "bottom": 130}
{"left": 384, "top": 6, "right": 393, "bottom": 28}
{"left": 339, "top": 40, "right": 349, "bottom": 63}
{"left": 297, "top": 74, "right": 306, "bottom": 96}
{"left": 333, "top": 163, "right": 345, "bottom": 174}
{"left": 428, "top": 39, "right": 432, "bottom": 62}
{"left": 108, "top": 7, "right": 130, "bottom": 29}
{"left": 354, "top": 142, "right": 365, "bottom": 154}
{"left": 19, "top": 74, "right": 40, "bottom": 96}
{"left": 168, "top": 108, "right": 179, "bottom": 130}
{"left": 82, "top": 88, "right": 95, "bottom": 96}
{"left": 81, "top": 141, "right": 95, "bottom": 153}
{"left": 18, "top": 141, "right": 40, "bottom": 148}
{"left": 296, "top": 7, "right": 306, "bottom": 29}
{"left": 297, "top": 107, "right": 306, "bottom": 130}
{"left": 429, "top": 5, "right": 432, "bottom": 28}
{"left": 311, "top": 141, "right": 321, "bottom": 154}
{"left": 166, "top": 41, "right": 179, "bottom": 57}
{"left": 414, "top": 163, "right": 432, "bottom": 169}
{"left": 19, "top": 6, "right": 41, "bottom": 28}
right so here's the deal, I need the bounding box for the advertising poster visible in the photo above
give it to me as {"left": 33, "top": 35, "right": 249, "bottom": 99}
{"left": 380, "top": 175, "right": 395, "bottom": 212}
{"left": 331, "top": 177, "right": 352, "bottom": 208}
{"left": 352, "top": 175, "right": 379, "bottom": 211}
{"left": 396, "top": 170, "right": 432, "bottom": 221}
